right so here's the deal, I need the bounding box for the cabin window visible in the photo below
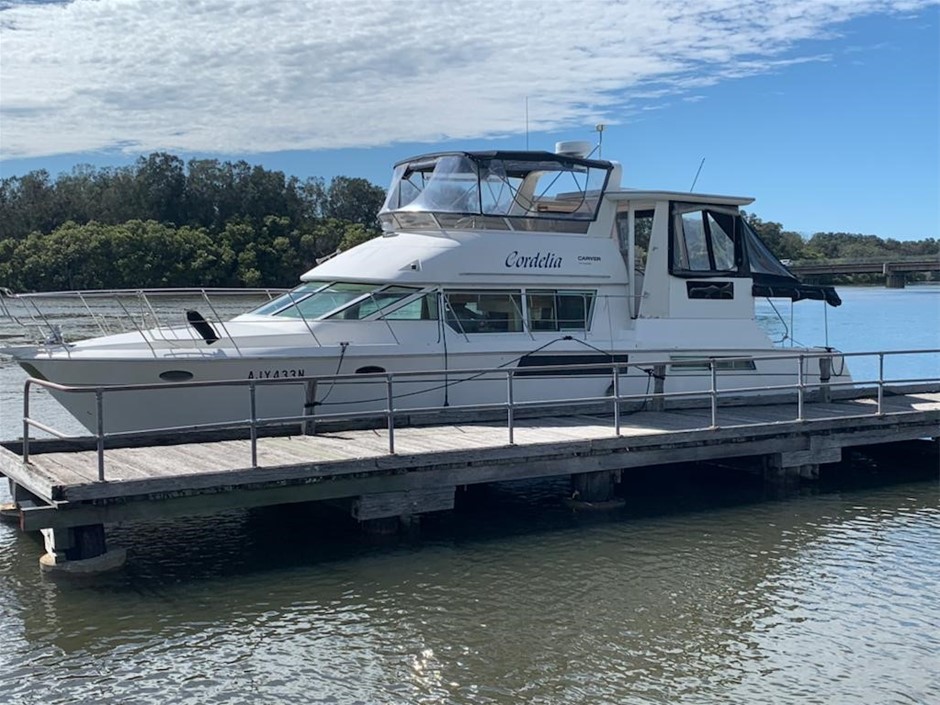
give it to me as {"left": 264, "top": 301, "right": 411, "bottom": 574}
{"left": 634, "top": 211, "right": 653, "bottom": 273}
{"left": 670, "top": 204, "right": 742, "bottom": 276}
{"left": 526, "top": 290, "right": 595, "bottom": 331}
{"left": 444, "top": 291, "right": 524, "bottom": 334}
{"left": 326, "top": 286, "right": 420, "bottom": 320}
{"left": 616, "top": 209, "right": 653, "bottom": 273}
{"left": 249, "top": 282, "right": 422, "bottom": 320}
{"left": 274, "top": 282, "right": 376, "bottom": 319}
{"left": 381, "top": 291, "right": 440, "bottom": 320}
{"left": 249, "top": 281, "right": 330, "bottom": 316}
{"left": 249, "top": 281, "right": 376, "bottom": 319}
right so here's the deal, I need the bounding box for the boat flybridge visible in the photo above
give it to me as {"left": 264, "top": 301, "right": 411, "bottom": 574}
{"left": 0, "top": 142, "right": 847, "bottom": 434}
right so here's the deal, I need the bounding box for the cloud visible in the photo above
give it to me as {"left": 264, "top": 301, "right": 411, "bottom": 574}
{"left": 0, "top": 0, "right": 936, "bottom": 158}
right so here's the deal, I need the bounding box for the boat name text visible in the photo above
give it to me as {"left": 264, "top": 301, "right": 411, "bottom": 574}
{"left": 505, "top": 251, "right": 563, "bottom": 269}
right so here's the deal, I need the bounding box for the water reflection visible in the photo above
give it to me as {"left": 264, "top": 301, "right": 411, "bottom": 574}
{"left": 1, "top": 460, "right": 937, "bottom": 704}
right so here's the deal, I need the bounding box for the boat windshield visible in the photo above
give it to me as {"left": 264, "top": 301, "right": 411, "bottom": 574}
{"left": 245, "top": 282, "right": 427, "bottom": 320}
{"left": 380, "top": 152, "right": 611, "bottom": 232}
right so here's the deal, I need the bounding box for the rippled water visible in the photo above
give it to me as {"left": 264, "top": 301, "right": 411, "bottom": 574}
{"left": 1, "top": 474, "right": 938, "bottom": 704}
{"left": 1, "top": 286, "right": 939, "bottom": 704}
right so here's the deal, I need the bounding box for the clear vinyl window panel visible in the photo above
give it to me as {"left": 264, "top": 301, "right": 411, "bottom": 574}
{"left": 675, "top": 212, "right": 711, "bottom": 270}
{"left": 707, "top": 212, "right": 736, "bottom": 270}
{"left": 380, "top": 153, "right": 611, "bottom": 225}
{"left": 671, "top": 205, "right": 742, "bottom": 275}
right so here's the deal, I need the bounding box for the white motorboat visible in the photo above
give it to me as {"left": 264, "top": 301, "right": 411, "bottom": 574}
{"left": 1, "top": 141, "right": 848, "bottom": 434}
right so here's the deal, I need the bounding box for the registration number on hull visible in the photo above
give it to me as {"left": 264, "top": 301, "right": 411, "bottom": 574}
{"left": 247, "top": 368, "right": 306, "bottom": 379}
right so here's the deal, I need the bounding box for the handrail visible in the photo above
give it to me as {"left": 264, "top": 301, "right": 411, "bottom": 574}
{"left": 1, "top": 287, "right": 290, "bottom": 299}
{"left": 1, "top": 287, "right": 288, "bottom": 357}
{"left": 113, "top": 293, "right": 157, "bottom": 356}
{"left": 16, "top": 347, "right": 940, "bottom": 482}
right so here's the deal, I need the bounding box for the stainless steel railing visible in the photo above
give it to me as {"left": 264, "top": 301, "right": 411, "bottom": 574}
{"left": 0, "top": 287, "right": 287, "bottom": 353}
{"left": 17, "top": 348, "right": 940, "bottom": 482}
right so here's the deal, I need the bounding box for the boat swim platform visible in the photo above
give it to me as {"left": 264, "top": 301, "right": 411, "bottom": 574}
{"left": 2, "top": 386, "right": 938, "bottom": 539}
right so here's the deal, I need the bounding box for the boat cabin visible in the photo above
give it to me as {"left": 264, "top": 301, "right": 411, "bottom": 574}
{"left": 248, "top": 147, "right": 838, "bottom": 330}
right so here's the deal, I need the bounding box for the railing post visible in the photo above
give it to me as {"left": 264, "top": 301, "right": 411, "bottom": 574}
{"left": 612, "top": 364, "right": 621, "bottom": 436}
{"left": 818, "top": 354, "right": 832, "bottom": 403}
{"left": 796, "top": 354, "right": 805, "bottom": 422}
{"left": 302, "top": 379, "right": 317, "bottom": 435}
{"left": 507, "top": 369, "right": 515, "bottom": 445}
{"left": 95, "top": 388, "right": 105, "bottom": 481}
{"left": 651, "top": 363, "right": 666, "bottom": 412}
{"left": 877, "top": 352, "right": 885, "bottom": 415}
{"left": 709, "top": 360, "right": 718, "bottom": 429}
{"left": 386, "top": 374, "right": 395, "bottom": 454}
{"left": 249, "top": 381, "right": 258, "bottom": 468}
{"left": 22, "top": 380, "right": 31, "bottom": 464}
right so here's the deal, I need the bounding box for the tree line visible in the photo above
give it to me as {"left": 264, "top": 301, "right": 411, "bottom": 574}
{"left": 744, "top": 213, "right": 937, "bottom": 260}
{"left": 744, "top": 213, "right": 938, "bottom": 284}
{"left": 0, "top": 153, "right": 936, "bottom": 292}
{"left": 0, "top": 153, "right": 385, "bottom": 290}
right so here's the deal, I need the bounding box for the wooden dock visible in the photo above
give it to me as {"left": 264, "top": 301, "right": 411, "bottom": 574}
{"left": 2, "top": 384, "right": 938, "bottom": 571}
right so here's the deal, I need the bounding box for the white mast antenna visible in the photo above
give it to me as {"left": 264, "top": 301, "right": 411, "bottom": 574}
{"left": 690, "top": 157, "right": 705, "bottom": 192}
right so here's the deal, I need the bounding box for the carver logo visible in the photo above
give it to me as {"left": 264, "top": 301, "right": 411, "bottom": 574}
{"left": 505, "top": 251, "right": 563, "bottom": 268}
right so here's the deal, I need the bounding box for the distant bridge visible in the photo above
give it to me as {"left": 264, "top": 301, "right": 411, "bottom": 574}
{"left": 788, "top": 257, "right": 940, "bottom": 288}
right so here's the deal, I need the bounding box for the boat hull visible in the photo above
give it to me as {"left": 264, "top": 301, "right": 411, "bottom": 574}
{"left": 14, "top": 347, "right": 842, "bottom": 435}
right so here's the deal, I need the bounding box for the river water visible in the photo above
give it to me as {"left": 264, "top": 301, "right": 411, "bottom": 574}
{"left": 0, "top": 286, "right": 938, "bottom": 704}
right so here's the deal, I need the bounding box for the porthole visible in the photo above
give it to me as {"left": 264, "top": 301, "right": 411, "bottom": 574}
{"left": 159, "top": 370, "right": 194, "bottom": 382}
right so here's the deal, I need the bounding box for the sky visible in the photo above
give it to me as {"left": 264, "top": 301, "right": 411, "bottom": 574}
{"left": 0, "top": 0, "right": 938, "bottom": 240}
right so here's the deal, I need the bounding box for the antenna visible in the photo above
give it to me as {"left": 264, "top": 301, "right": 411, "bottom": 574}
{"left": 689, "top": 157, "right": 705, "bottom": 192}
{"left": 595, "top": 123, "right": 605, "bottom": 159}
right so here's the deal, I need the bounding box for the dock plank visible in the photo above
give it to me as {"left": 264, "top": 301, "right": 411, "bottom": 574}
{"left": 31, "top": 453, "right": 100, "bottom": 486}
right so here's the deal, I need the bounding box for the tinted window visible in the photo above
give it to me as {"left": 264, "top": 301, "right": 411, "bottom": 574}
{"left": 444, "top": 291, "right": 523, "bottom": 334}
{"left": 527, "top": 290, "right": 595, "bottom": 331}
